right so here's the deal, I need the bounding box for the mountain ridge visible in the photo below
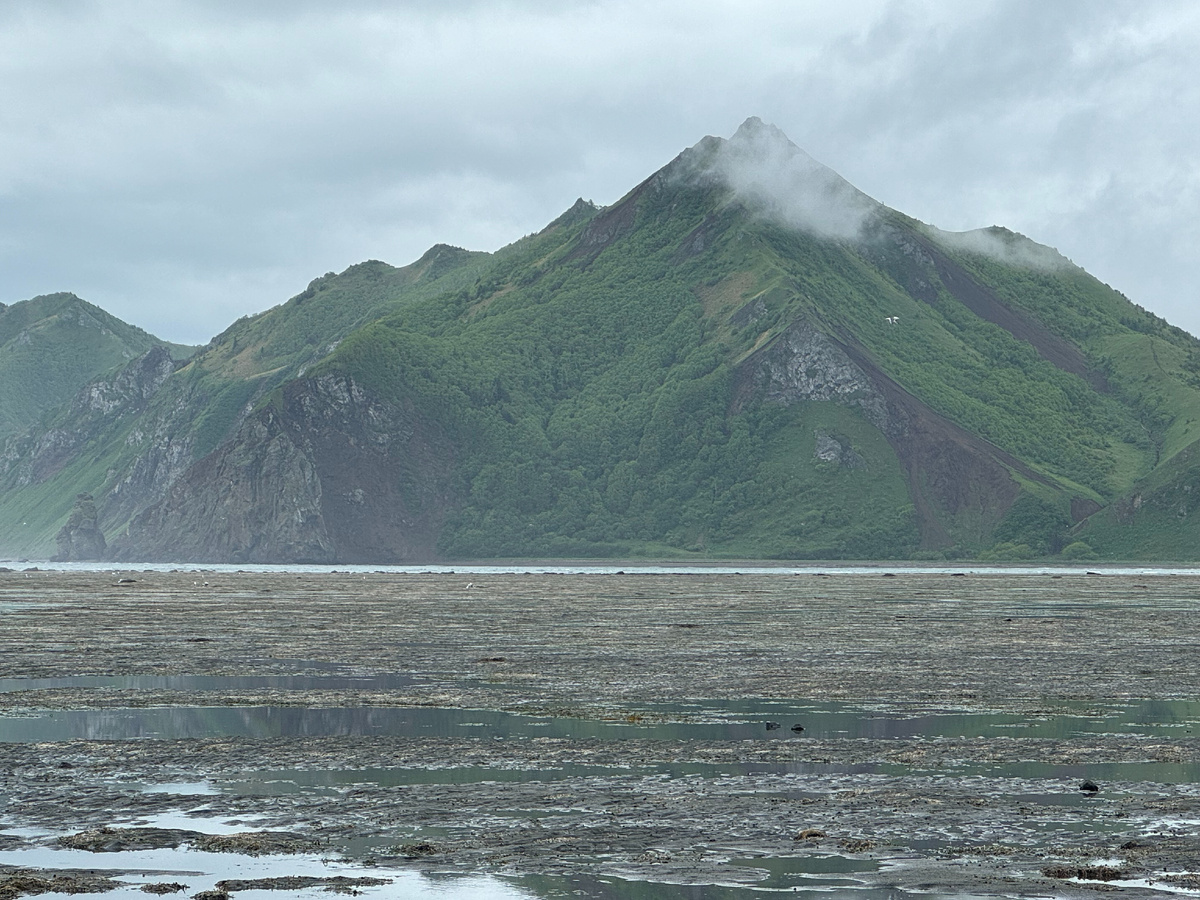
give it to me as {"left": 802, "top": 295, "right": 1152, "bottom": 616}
{"left": 0, "top": 292, "right": 194, "bottom": 440}
{"left": 5, "top": 118, "right": 1200, "bottom": 561}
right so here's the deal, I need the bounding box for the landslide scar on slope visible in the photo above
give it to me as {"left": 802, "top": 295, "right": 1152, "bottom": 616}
{"left": 735, "top": 320, "right": 1042, "bottom": 548}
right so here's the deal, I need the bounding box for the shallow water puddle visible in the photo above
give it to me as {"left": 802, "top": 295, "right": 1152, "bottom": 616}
{"left": 0, "top": 844, "right": 526, "bottom": 899}
{"left": 0, "top": 844, "right": 995, "bottom": 900}
{"left": 4, "top": 697, "right": 1198, "bottom": 744}
{"left": 658, "top": 697, "right": 1200, "bottom": 740}
{"left": 0, "top": 671, "right": 419, "bottom": 693}
{"left": 511, "top": 871, "right": 987, "bottom": 900}
{"left": 725, "top": 852, "right": 879, "bottom": 889}
{"left": 0, "top": 813, "right": 979, "bottom": 900}
{"left": 5, "top": 696, "right": 1198, "bottom": 899}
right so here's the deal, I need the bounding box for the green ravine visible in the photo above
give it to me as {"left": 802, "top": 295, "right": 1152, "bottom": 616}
{"left": 3, "top": 118, "right": 1199, "bottom": 561}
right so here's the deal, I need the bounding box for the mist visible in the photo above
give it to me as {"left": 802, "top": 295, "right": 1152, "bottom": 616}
{"left": 929, "top": 225, "right": 1073, "bottom": 271}
{"left": 702, "top": 117, "right": 880, "bottom": 241}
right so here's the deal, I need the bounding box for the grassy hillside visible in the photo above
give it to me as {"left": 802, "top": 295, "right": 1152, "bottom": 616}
{"left": 0, "top": 293, "right": 191, "bottom": 439}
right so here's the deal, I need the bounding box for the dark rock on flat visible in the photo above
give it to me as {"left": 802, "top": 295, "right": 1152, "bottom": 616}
{"left": 1042, "top": 864, "right": 1126, "bottom": 881}
{"left": 395, "top": 841, "right": 439, "bottom": 858}
{"left": 58, "top": 826, "right": 316, "bottom": 856}
{"left": 192, "top": 832, "right": 318, "bottom": 856}
{"left": 0, "top": 871, "right": 121, "bottom": 899}
{"left": 52, "top": 492, "right": 106, "bottom": 562}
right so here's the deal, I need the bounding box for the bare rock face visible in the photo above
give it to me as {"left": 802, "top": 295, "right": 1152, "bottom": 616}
{"left": 814, "top": 430, "right": 865, "bottom": 469}
{"left": 109, "top": 374, "right": 455, "bottom": 563}
{"left": 754, "top": 321, "right": 893, "bottom": 433}
{"left": 737, "top": 319, "right": 1036, "bottom": 549}
{"left": 113, "top": 409, "right": 331, "bottom": 563}
{"left": 53, "top": 493, "right": 106, "bottom": 561}
{"left": 1, "top": 345, "right": 181, "bottom": 489}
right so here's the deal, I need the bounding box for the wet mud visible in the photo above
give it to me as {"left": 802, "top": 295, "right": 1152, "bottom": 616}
{"left": 1, "top": 569, "right": 1199, "bottom": 898}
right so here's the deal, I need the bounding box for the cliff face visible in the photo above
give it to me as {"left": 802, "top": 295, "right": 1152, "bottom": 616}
{"left": 0, "top": 345, "right": 180, "bottom": 489}
{"left": 738, "top": 320, "right": 1027, "bottom": 548}
{"left": 0, "top": 293, "right": 175, "bottom": 439}
{"left": 110, "top": 373, "right": 454, "bottom": 563}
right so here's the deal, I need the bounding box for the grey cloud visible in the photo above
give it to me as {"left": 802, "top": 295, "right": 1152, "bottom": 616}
{"left": 928, "top": 226, "right": 1072, "bottom": 272}
{"left": 692, "top": 117, "right": 880, "bottom": 241}
{"left": 0, "top": 0, "right": 1198, "bottom": 342}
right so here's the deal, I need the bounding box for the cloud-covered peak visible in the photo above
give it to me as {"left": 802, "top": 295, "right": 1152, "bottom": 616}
{"left": 687, "top": 118, "right": 880, "bottom": 241}
{"left": 929, "top": 225, "right": 1074, "bottom": 272}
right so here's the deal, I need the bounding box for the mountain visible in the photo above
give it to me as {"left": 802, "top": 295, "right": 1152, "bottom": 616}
{"left": 0, "top": 249, "right": 490, "bottom": 557}
{"left": 6, "top": 118, "right": 1200, "bottom": 562}
{"left": 0, "top": 293, "right": 193, "bottom": 439}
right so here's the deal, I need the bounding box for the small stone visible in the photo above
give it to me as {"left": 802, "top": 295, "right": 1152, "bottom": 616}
{"left": 1080, "top": 779, "right": 1099, "bottom": 793}
{"left": 796, "top": 828, "right": 826, "bottom": 841}
{"left": 790, "top": 723, "right": 805, "bottom": 733}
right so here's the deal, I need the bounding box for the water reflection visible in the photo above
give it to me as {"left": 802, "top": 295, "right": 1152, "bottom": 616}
{"left": 3, "top": 697, "right": 1196, "bottom": 900}
{"left": 0, "top": 843, "right": 532, "bottom": 900}
{"left": 0, "top": 840, "right": 990, "bottom": 900}
{"left": 2, "top": 698, "right": 1196, "bottom": 745}
{"left": 513, "top": 872, "right": 985, "bottom": 900}
{"left": 0, "top": 671, "right": 418, "bottom": 694}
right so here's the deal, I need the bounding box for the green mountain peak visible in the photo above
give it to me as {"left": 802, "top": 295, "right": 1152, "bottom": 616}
{"left": 6, "top": 119, "right": 1200, "bottom": 563}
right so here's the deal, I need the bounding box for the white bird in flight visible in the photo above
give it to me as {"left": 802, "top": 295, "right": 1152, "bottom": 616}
{"left": 885, "top": 316, "right": 899, "bottom": 325}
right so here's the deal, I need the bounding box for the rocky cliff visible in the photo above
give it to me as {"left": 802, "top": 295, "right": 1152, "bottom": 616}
{"left": 109, "top": 373, "right": 455, "bottom": 563}
{"left": 52, "top": 493, "right": 106, "bottom": 561}
{"left": 737, "top": 319, "right": 1038, "bottom": 548}
{"left": 0, "top": 345, "right": 181, "bottom": 489}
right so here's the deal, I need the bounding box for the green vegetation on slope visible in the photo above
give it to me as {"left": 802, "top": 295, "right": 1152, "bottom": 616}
{"left": 8, "top": 124, "right": 1200, "bottom": 562}
{"left": 0, "top": 293, "right": 183, "bottom": 439}
{"left": 310, "top": 161, "right": 1199, "bottom": 560}
{"left": 0, "top": 248, "right": 496, "bottom": 557}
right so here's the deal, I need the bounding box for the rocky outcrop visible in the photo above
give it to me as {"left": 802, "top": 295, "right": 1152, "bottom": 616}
{"left": 750, "top": 321, "right": 893, "bottom": 433}
{"left": 77, "top": 343, "right": 177, "bottom": 412}
{"left": 110, "top": 406, "right": 330, "bottom": 563}
{"left": 0, "top": 346, "right": 181, "bottom": 488}
{"left": 109, "top": 373, "right": 456, "bottom": 563}
{"left": 814, "top": 430, "right": 865, "bottom": 469}
{"left": 737, "top": 319, "right": 1044, "bottom": 549}
{"left": 53, "top": 493, "right": 106, "bottom": 561}
{"left": 100, "top": 415, "right": 200, "bottom": 531}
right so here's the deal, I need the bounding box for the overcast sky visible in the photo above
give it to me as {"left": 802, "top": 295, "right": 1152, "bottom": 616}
{"left": 2, "top": 0, "right": 1197, "bottom": 344}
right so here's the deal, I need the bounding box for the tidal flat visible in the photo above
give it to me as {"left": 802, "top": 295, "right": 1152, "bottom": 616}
{"left": 0, "top": 568, "right": 1198, "bottom": 899}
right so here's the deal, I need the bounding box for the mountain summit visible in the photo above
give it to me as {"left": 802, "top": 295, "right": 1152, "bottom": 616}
{"left": 684, "top": 116, "right": 881, "bottom": 240}
{"left": 4, "top": 120, "right": 1199, "bottom": 562}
